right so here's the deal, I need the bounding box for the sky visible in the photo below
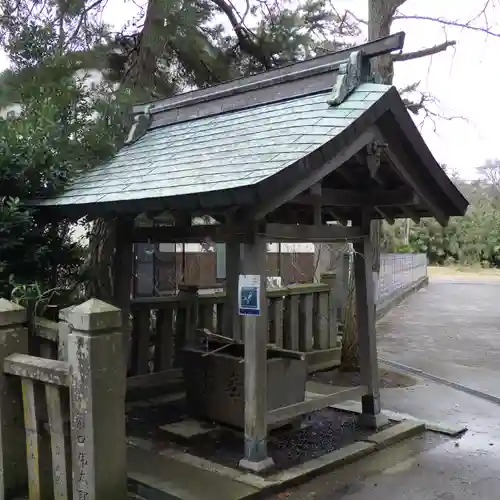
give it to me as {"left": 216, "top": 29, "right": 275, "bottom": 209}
{"left": 1, "top": 0, "right": 499, "bottom": 180}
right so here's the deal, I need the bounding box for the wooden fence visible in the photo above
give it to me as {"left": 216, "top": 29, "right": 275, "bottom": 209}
{"left": 0, "top": 253, "right": 428, "bottom": 498}
{"left": 4, "top": 353, "right": 71, "bottom": 499}
{"left": 129, "top": 273, "right": 342, "bottom": 377}
{"left": 0, "top": 300, "right": 127, "bottom": 500}
{"left": 134, "top": 246, "right": 315, "bottom": 296}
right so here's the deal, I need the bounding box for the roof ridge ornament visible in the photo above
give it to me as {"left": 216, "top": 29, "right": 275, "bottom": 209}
{"left": 327, "top": 51, "right": 364, "bottom": 107}
{"left": 125, "top": 104, "right": 153, "bottom": 146}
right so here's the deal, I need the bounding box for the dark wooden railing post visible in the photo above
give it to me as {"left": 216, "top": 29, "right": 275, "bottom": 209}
{"left": 320, "top": 272, "right": 339, "bottom": 348}
{"left": 177, "top": 284, "right": 199, "bottom": 348}
{"left": 0, "top": 299, "right": 29, "bottom": 497}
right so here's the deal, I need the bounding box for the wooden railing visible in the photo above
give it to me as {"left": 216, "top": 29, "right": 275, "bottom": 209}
{"left": 26, "top": 276, "right": 344, "bottom": 379}
{"left": 32, "top": 317, "right": 59, "bottom": 359}
{"left": 4, "top": 353, "right": 71, "bottom": 499}
{"left": 129, "top": 274, "right": 342, "bottom": 376}
{"left": 1, "top": 298, "right": 128, "bottom": 500}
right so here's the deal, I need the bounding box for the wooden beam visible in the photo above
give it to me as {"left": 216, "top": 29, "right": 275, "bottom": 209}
{"left": 140, "top": 33, "right": 405, "bottom": 116}
{"left": 324, "top": 209, "right": 348, "bottom": 226}
{"left": 264, "top": 223, "right": 363, "bottom": 242}
{"left": 375, "top": 207, "right": 395, "bottom": 225}
{"left": 222, "top": 241, "right": 243, "bottom": 342}
{"left": 402, "top": 206, "right": 421, "bottom": 224}
{"left": 293, "top": 186, "right": 419, "bottom": 207}
{"left": 252, "top": 128, "right": 377, "bottom": 220}
{"left": 336, "top": 166, "right": 358, "bottom": 187}
{"left": 131, "top": 223, "right": 253, "bottom": 243}
{"left": 267, "top": 386, "right": 366, "bottom": 426}
{"left": 114, "top": 217, "right": 135, "bottom": 371}
{"left": 310, "top": 183, "right": 323, "bottom": 225}
{"left": 376, "top": 127, "right": 448, "bottom": 226}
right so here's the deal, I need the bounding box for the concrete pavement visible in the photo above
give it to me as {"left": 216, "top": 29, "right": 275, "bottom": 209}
{"left": 377, "top": 276, "right": 500, "bottom": 398}
{"left": 271, "top": 275, "right": 500, "bottom": 500}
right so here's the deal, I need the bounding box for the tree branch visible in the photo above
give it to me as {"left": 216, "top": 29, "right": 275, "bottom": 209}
{"left": 392, "top": 40, "right": 457, "bottom": 62}
{"left": 63, "top": 0, "right": 107, "bottom": 51}
{"left": 393, "top": 14, "right": 500, "bottom": 37}
{"left": 344, "top": 9, "right": 367, "bottom": 25}
{"left": 210, "top": 0, "right": 273, "bottom": 69}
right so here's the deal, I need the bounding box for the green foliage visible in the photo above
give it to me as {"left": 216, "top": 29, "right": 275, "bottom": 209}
{"left": 0, "top": 0, "right": 355, "bottom": 301}
{"left": 0, "top": 25, "right": 131, "bottom": 299}
{"left": 382, "top": 176, "right": 500, "bottom": 267}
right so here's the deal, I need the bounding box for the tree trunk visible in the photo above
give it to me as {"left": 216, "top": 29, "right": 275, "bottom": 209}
{"left": 85, "top": 218, "right": 117, "bottom": 302}
{"left": 340, "top": 264, "right": 358, "bottom": 370}
{"left": 86, "top": 1, "right": 169, "bottom": 300}
{"left": 340, "top": 0, "right": 403, "bottom": 370}
{"left": 122, "top": 0, "right": 167, "bottom": 99}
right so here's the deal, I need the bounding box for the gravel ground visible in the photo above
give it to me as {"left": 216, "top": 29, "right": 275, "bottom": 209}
{"left": 189, "top": 408, "right": 393, "bottom": 473}
{"left": 127, "top": 397, "right": 394, "bottom": 474}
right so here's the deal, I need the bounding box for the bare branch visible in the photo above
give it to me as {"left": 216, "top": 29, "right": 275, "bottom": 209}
{"left": 404, "top": 92, "right": 467, "bottom": 132}
{"left": 344, "top": 9, "right": 367, "bottom": 25}
{"left": 64, "top": 0, "right": 107, "bottom": 51}
{"left": 392, "top": 40, "right": 457, "bottom": 62}
{"left": 393, "top": 14, "right": 500, "bottom": 37}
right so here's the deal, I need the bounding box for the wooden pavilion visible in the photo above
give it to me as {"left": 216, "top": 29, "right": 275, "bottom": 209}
{"left": 33, "top": 31, "right": 468, "bottom": 472}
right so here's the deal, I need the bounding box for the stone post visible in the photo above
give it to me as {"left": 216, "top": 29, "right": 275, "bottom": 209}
{"left": 66, "top": 299, "right": 127, "bottom": 500}
{"left": 0, "top": 298, "right": 29, "bottom": 497}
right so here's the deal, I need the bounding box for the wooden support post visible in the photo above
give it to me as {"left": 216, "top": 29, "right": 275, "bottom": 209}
{"left": 22, "top": 378, "right": 44, "bottom": 500}
{"left": 238, "top": 235, "right": 274, "bottom": 473}
{"left": 222, "top": 242, "right": 242, "bottom": 341}
{"left": 178, "top": 284, "right": 199, "bottom": 347}
{"left": 67, "top": 299, "right": 127, "bottom": 500}
{"left": 0, "top": 299, "right": 29, "bottom": 497}
{"left": 352, "top": 230, "right": 388, "bottom": 429}
{"left": 113, "top": 217, "right": 134, "bottom": 373}
{"left": 320, "top": 272, "right": 338, "bottom": 347}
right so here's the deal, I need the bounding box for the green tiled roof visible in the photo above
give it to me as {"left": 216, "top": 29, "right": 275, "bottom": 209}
{"left": 39, "top": 83, "right": 391, "bottom": 207}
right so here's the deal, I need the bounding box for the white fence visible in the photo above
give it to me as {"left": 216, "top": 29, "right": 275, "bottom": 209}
{"left": 375, "top": 253, "right": 428, "bottom": 306}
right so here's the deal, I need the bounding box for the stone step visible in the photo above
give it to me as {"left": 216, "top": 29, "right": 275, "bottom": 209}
{"left": 127, "top": 446, "right": 260, "bottom": 500}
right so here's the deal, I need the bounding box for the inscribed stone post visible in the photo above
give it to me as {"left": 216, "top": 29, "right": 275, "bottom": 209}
{"left": 0, "top": 299, "right": 29, "bottom": 497}
{"left": 66, "top": 299, "right": 127, "bottom": 500}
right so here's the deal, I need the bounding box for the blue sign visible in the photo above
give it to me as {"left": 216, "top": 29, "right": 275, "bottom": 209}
{"left": 238, "top": 275, "right": 261, "bottom": 316}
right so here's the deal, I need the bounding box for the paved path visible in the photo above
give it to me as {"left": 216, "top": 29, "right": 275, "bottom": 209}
{"left": 377, "top": 275, "right": 500, "bottom": 398}
{"left": 272, "top": 275, "right": 500, "bottom": 500}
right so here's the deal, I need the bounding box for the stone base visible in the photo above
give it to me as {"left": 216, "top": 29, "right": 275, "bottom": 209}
{"left": 238, "top": 456, "right": 275, "bottom": 473}
{"left": 357, "top": 412, "right": 390, "bottom": 430}
{"left": 160, "top": 419, "right": 218, "bottom": 439}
